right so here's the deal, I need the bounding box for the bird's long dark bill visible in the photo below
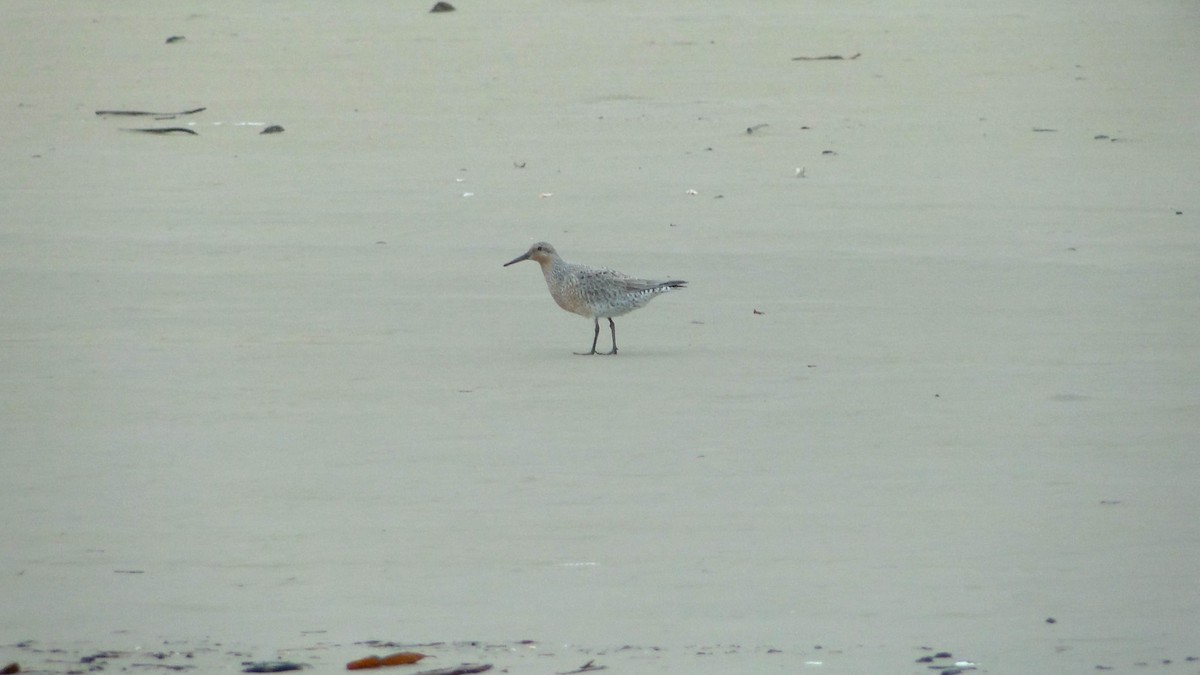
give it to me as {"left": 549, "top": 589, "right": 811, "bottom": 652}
{"left": 503, "top": 253, "right": 530, "bottom": 267}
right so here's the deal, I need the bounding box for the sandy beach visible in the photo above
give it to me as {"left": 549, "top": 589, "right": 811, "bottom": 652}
{"left": 3, "top": 1, "right": 1198, "bottom": 672}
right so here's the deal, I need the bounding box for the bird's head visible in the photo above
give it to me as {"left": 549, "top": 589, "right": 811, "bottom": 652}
{"left": 503, "top": 242, "right": 557, "bottom": 267}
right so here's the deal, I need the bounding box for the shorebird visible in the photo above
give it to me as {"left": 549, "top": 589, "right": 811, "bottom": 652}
{"left": 503, "top": 242, "right": 687, "bottom": 355}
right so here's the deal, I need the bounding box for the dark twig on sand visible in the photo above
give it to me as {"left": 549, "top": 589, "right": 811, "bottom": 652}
{"left": 792, "top": 52, "right": 861, "bottom": 61}
{"left": 122, "top": 128, "right": 198, "bottom": 135}
{"left": 241, "top": 662, "right": 307, "bottom": 673}
{"left": 96, "top": 107, "right": 207, "bottom": 117}
{"left": 558, "top": 660, "right": 607, "bottom": 674}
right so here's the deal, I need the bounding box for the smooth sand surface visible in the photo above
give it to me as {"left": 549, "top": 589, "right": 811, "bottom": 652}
{"left": 3, "top": 1, "right": 1198, "bottom": 672}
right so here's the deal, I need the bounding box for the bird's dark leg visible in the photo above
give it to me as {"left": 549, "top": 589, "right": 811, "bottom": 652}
{"left": 604, "top": 318, "right": 618, "bottom": 355}
{"left": 574, "top": 318, "right": 601, "bottom": 355}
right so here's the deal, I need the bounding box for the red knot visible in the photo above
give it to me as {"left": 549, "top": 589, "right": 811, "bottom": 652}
{"left": 504, "top": 242, "right": 687, "bottom": 355}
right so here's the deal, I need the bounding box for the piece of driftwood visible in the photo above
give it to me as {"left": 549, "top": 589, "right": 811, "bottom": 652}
{"left": 792, "top": 52, "right": 861, "bottom": 61}
{"left": 96, "top": 107, "right": 207, "bottom": 117}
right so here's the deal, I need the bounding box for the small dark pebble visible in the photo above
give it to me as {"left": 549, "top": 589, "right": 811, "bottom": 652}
{"left": 1, "top": 663, "right": 18, "bottom": 674}
{"left": 1175, "top": 210, "right": 1183, "bottom": 215}
{"left": 916, "top": 656, "right": 934, "bottom": 663}
{"left": 1046, "top": 617, "right": 1057, "bottom": 623}
{"left": 1032, "top": 128, "right": 1057, "bottom": 132}
{"left": 941, "top": 669, "right": 963, "bottom": 675}
{"left": 746, "top": 123, "right": 768, "bottom": 134}
{"left": 934, "top": 652, "right": 952, "bottom": 658}
{"left": 1094, "top": 134, "right": 1109, "bottom": 140}
{"left": 822, "top": 150, "right": 836, "bottom": 155}
{"left": 430, "top": 1, "right": 455, "bottom": 11}
{"left": 165, "top": 35, "right": 185, "bottom": 44}
{"left": 260, "top": 125, "right": 285, "bottom": 134}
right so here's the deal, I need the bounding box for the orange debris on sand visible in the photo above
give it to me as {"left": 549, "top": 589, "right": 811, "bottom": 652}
{"left": 381, "top": 653, "right": 425, "bottom": 666}
{"left": 346, "top": 652, "right": 426, "bottom": 670}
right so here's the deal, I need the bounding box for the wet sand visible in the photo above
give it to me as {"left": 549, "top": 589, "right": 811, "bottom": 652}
{"left": 3, "top": 1, "right": 1198, "bottom": 672}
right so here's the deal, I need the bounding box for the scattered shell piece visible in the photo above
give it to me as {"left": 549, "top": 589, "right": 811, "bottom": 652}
{"left": 685, "top": 189, "right": 698, "bottom": 195}
{"left": 539, "top": 193, "right": 553, "bottom": 198}
{"left": 410, "top": 665, "right": 491, "bottom": 675}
